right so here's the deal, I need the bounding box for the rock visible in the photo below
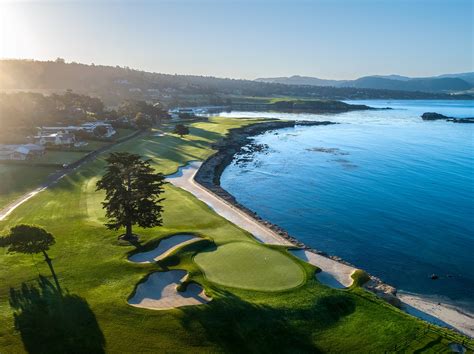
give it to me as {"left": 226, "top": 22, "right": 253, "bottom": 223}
{"left": 421, "top": 112, "right": 449, "bottom": 120}
{"left": 421, "top": 112, "right": 474, "bottom": 123}
{"left": 448, "top": 118, "right": 474, "bottom": 123}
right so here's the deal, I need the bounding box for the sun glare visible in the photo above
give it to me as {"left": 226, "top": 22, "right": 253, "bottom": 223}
{"left": 0, "top": 2, "right": 38, "bottom": 59}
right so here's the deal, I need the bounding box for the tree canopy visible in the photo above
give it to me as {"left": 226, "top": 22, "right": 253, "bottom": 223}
{"left": 0, "top": 224, "right": 55, "bottom": 254}
{"left": 133, "top": 112, "right": 153, "bottom": 130}
{"left": 173, "top": 124, "right": 189, "bottom": 137}
{"left": 0, "top": 224, "right": 61, "bottom": 292}
{"left": 96, "top": 152, "right": 166, "bottom": 240}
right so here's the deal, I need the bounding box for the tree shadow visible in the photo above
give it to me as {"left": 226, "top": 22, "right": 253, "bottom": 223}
{"left": 9, "top": 276, "right": 106, "bottom": 354}
{"left": 179, "top": 289, "right": 356, "bottom": 353}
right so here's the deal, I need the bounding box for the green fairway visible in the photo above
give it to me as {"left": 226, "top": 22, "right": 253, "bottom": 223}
{"left": 35, "top": 150, "right": 88, "bottom": 165}
{"left": 0, "top": 117, "right": 471, "bottom": 353}
{"left": 0, "top": 164, "right": 56, "bottom": 209}
{"left": 194, "top": 242, "right": 305, "bottom": 291}
{"left": 83, "top": 176, "right": 106, "bottom": 224}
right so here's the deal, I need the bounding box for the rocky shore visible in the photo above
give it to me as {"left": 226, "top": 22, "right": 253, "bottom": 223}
{"left": 421, "top": 112, "right": 474, "bottom": 123}
{"left": 194, "top": 119, "right": 400, "bottom": 306}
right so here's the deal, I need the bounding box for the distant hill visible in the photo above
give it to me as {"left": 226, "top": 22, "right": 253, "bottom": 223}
{"left": 256, "top": 72, "right": 474, "bottom": 93}
{"left": 254, "top": 75, "right": 342, "bottom": 87}
{"left": 344, "top": 76, "right": 472, "bottom": 92}
{"left": 436, "top": 72, "right": 474, "bottom": 86}
{"left": 1, "top": 59, "right": 472, "bottom": 106}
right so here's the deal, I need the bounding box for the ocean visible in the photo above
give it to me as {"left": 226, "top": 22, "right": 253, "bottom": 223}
{"left": 217, "top": 100, "right": 474, "bottom": 311}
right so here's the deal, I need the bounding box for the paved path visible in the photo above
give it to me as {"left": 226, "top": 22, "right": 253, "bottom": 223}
{"left": 0, "top": 130, "right": 144, "bottom": 221}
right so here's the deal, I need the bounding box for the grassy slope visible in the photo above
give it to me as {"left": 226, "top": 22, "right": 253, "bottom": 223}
{"left": 0, "top": 165, "right": 57, "bottom": 209}
{"left": 0, "top": 117, "right": 470, "bottom": 353}
{"left": 0, "top": 128, "right": 137, "bottom": 210}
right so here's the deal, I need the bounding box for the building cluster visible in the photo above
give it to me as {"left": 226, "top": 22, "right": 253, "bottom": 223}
{"left": 0, "top": 121, "right": 116, "bottom": 161}
{"left": 0, "top": 144, "right": 45, "bottom": 161}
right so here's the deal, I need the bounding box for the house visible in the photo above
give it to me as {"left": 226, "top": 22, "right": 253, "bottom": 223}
{"left": 80, "top": 122, "right": 116, "bottom": 138}
{"left": 168, "top": 108, "right": 196, "bottom": 120}
{"left": 39, "top": 121, "right": 116, "bottom": 139}
{"left": 35, "top": 132, "right": 76, "bottom": 146}
{"left": 39, "top": 126, "right": 82, "bottom": 134}
{"left": 22, "top": 144, "right": 46, "bottom": 156}
{"left": 0, "top": 144, "right": 45, "bottom": 160}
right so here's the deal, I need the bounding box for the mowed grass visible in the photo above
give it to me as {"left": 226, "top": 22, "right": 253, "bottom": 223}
{"left": 35, "top": 150, "right": 88, "bottom": 165}
{"left": 0, "top": 117, "right": 470, "bottom": 353}
{"left": 0, "top": 164, "right": 57, "bottom": 209}
{"left": 194, "top": 242, "right": 305, "bottom": 291}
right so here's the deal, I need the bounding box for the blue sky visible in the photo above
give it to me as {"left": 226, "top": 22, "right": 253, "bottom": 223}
{"left": 0, "top": 0, "right": 472, "bottom": 79}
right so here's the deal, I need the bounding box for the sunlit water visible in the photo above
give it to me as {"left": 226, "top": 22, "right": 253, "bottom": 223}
{"left": 217, "top": 100, "right": 474, "bottom": 311}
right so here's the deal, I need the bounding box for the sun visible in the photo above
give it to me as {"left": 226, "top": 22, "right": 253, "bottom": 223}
{"left": 0, "top": 1, "right": 37, "bottom": 59}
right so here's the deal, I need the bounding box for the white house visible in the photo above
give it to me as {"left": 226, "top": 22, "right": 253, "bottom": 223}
{"left": 168, "top": 108, "right": 196, "bottom": 120}
{"left": 39, "top": 121, "right": 116, "bottom": 138}
{"left": 80, "top": 122, "right": 116, "bottom": 138}
{"left": 35, "top": 132, "right": 76, "bottom": 146}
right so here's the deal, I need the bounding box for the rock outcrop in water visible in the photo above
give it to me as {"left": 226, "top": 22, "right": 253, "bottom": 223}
{"left": 421, "top": 112, "right": 474, "bottom": 123}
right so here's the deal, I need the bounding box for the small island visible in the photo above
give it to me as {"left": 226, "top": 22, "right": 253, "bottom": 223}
{"left": 421, "top": 112, "right": 474, "bottom": 123}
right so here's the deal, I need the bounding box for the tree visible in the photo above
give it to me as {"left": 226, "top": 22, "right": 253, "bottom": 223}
{"left": 93, "top": 125, "right": 108, "bottom": 137}
{"left": 173, "top": 124, "right": 189, "bottom": 137}
{"left": 0, "top": 225, "right": 61, "bottom": 292}
{"left": 96, "top": 152, "right": 166, "bottom": 241}
{"left": 133, "top": 112, "right": 153, "bottom": 130}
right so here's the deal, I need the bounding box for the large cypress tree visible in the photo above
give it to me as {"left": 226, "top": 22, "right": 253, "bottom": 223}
{"left": 96, "top": 152, "right": 166, "bottom": 241}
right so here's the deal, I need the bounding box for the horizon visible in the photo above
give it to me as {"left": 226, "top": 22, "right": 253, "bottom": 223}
{"left": 1, "top": 0, "right": 472, "bottom": 80}
{"left": 2, "top": 57, "right": 473, "bottom": 82}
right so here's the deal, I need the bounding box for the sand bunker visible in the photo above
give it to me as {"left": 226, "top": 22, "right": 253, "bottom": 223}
{"left": 290, "top": 249, "right": 355, "bottom": 288}
{"left": 128, "top": 270, "right": 210, "bottom": 310}
{"left": 128, "top": 234, "right": 201, "bottom": 263}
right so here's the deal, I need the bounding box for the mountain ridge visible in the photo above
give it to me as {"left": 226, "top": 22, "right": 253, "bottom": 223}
{"left": 256, "top": 72, "right": 474, "bottom": 93}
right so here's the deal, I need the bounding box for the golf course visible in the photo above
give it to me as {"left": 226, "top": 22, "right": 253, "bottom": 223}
{"left": 0, "top": 117, "right": 471, "bottom": 353}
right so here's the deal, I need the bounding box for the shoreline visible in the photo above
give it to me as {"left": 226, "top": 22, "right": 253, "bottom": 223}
{"left": 190, "top": 119, "right": 473, "bottom": 338}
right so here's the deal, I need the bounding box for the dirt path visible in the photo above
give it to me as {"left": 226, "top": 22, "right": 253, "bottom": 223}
{"left": 0, "top": 130, "right": 143, "bottom": 221}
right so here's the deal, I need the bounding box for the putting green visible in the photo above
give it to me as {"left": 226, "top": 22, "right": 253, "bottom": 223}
{"left": 194, "top": 242, "right": 305, "bottom": 291}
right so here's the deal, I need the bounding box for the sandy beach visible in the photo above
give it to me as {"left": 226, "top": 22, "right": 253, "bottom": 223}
{"left": 167, "top": 161, "right": 474, "bottom": 338}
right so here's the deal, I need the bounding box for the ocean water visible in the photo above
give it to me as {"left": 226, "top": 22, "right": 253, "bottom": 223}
{"left": 218, "top": 100, "right": 474, "bottom": 311}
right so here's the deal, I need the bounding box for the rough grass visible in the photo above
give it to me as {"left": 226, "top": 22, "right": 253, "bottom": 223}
{"left": 194, "top": 242, "right": 306, "bottom": 291}
{"left": 0, "top": 117, "right": 470, "bottom": 353}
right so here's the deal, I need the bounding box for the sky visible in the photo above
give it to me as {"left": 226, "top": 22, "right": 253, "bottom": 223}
{"left": 0, "top": 0, "right": 472, "bottom": 80}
